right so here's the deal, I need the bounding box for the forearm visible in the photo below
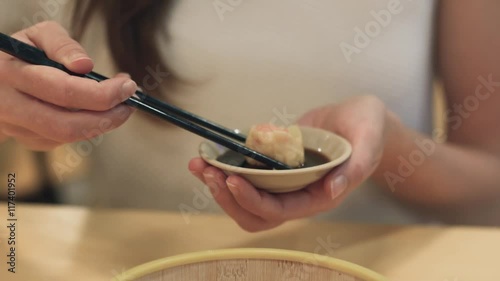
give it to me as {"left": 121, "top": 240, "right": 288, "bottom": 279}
{"left": 371, "top": 111, "right": 500, "bottom": 207}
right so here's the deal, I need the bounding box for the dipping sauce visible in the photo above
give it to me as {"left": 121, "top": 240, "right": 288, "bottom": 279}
{"left": 216, "top": 148, "right": 330, "bottom": 169}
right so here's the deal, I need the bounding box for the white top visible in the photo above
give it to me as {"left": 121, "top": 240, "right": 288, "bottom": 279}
{"left": 20, "top": 1, "right": 443, "bottom": 224}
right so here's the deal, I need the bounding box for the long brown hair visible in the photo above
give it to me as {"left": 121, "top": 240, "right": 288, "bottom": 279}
{"left": 72, "top": 0, "right": 172, "bottom": 100}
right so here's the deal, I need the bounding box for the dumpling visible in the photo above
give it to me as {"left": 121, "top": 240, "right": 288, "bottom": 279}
{"left": 245, "top": 124, "right": 305, "bottom": 168}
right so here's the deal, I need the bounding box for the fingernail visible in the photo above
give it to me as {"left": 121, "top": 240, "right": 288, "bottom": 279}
{"left": 203, "top": 172, "right": 214, "bottom": 180}
{"left": 330, "top": 175, "right": 347, "bottom": 200}
{"left": 202, "top": 172, "right": 217, "bottom": 193}
{"left": 68, "top": 51, "right": 87, "bottom": 62}
{"left": 119, "top": 73, "right": 132, "bottom": 79}
{"left": 121, "top": 80, "right": 137, "bottom": 101}
{"left": 226, "top": 179, "right": 238, "bottom": 195}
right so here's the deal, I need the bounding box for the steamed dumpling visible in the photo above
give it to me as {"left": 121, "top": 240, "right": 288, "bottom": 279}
{"left": 245, "top": 124, "right": 305, "bottom": 168}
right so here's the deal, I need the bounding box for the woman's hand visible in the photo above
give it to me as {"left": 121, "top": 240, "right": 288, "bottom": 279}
{"left": 188, "top": 95, "right": 393, "bottom": 232}
{"left": 0, "top": 21, "right": 137, "bottom": 151}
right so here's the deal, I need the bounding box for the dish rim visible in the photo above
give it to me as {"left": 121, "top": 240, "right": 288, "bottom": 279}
{"left": 112, "top": 248, "right": 389, "bottom": 281}
{"left": 199, "top": 126, "right": 352, "bottom": 175}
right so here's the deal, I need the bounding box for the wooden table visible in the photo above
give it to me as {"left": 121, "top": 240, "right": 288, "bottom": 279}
{"left": 0, "top": 203, "right": 499, "bottom": 281}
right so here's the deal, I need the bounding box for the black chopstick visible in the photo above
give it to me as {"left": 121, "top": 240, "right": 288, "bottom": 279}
{"left": 0, "top": 32, "right": 292, "bottom": 170}
{"left": 85, "top": 70, "right": 246, "bottom": 142}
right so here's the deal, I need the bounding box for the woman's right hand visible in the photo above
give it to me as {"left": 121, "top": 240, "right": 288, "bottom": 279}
{"left": 0, "top": 21, "right": 137, "bottom": 151}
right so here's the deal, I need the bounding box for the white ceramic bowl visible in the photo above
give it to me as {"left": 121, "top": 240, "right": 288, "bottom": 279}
{"left": 113, "top": 248, "right": 388, "bottom": 281}
{"left": 199, "top": 126, "right": 352, "bottom": 193}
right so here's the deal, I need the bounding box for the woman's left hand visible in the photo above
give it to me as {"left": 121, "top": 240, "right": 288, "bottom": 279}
{"left": 188, "top": 95, "right": 393, "bottom": 232}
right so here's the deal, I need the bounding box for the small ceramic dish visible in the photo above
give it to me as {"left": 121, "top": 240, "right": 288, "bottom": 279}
{"left": 199, "top": 126, "right": 352, "bottom": 193}
{"left": 112, "top": 248, "right": 388, "bottom": 281}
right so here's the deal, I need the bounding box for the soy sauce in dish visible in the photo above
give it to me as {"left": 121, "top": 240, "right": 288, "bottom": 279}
{"left": 216, "top": 148, "right": 330, "bottom": 169}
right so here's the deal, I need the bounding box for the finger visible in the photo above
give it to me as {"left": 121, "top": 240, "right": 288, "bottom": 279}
{"left": 15, "top": 21, "right": 93, "bottom": 73}
{"left": 0, "top": 123, "right": 40, "bottom": 139}
{"left": 113, "top": 74, "right": 143, "bottom": 96}
{"left": 115, "top": 73, "right": 132, "bottom": 79}
{"left": 14, "top": 135, "right": 61, "bottom": 151}
{"left": 0, "top": 121, "right": 61, "bottom": 151}
{"left": 327, "top": 123, "right": 385, "bottom": 197}
{"left": 0, "top": 122, "right": 55, "bottom": 150}
{"left": 188, "top": 157, "right": 209, "bottom": 183}
{"left": 1, "top": 90, "right": 134, "bottom": 143}
{"left": 226, "top": 175, "right": 336, "bottom": 221}
{"left": 202, "top": 166, "right": 280, "bottom": 232}
{"left": 1, "top": 61, "right": 137, "bottom": 111}
{"left": 190, "top": 158, "right": 287, "bottom": 232}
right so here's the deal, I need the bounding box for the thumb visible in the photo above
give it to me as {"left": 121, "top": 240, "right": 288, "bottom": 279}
{"left": 19, "top": 21, "right": 93, "bottom": 73}
{"left": 324, "top": 141, "right": 382, "bottom": 201}
{"left": 323, "top": 165, "right": 350, "bottom": 200}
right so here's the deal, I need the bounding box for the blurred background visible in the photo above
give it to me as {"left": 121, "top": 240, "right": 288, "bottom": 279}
{"left": 0, "top": 0, "right": 448, "bottom": 207}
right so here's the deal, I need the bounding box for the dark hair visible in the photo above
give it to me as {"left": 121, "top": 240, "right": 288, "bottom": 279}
{"left": 72, "top": 0, "right": 171, "bottom": 100}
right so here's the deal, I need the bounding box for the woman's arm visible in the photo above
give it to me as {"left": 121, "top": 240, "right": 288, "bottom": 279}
{"left": 371, "top": 0, "right": 500, "bottom": 207}
{"left": 187, "top": 0, "right": 500, "bottom": 232}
